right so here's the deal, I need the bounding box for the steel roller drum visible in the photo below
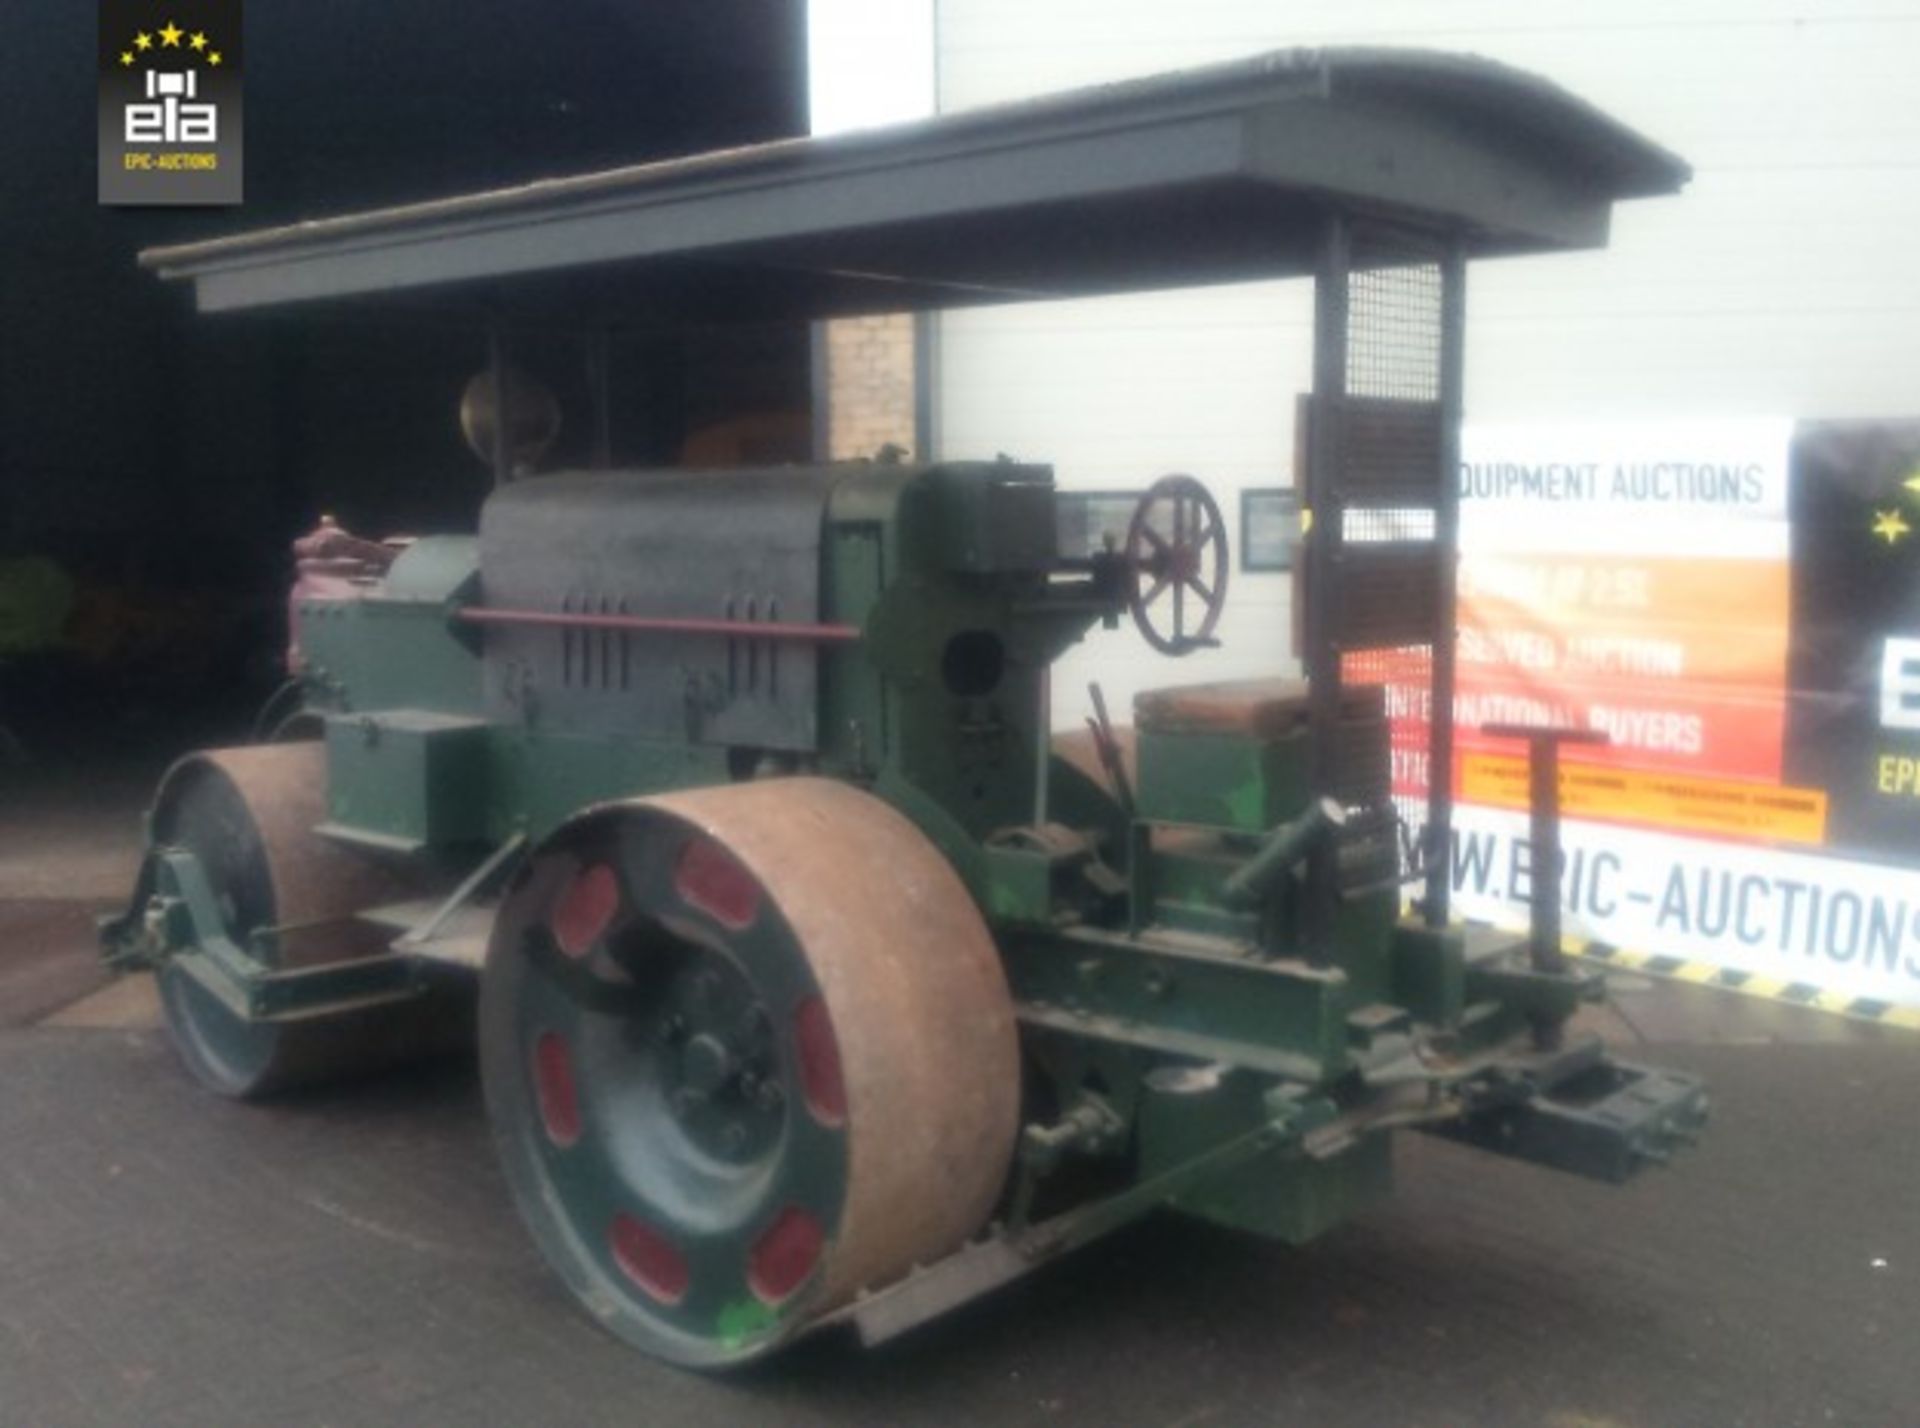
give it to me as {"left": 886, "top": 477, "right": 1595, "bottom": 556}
{"left": 148, "top": 744, "right": 466, "bottom": 1097}
{"left": 479, "top": 777, "right": 1020, "bottom": 1365}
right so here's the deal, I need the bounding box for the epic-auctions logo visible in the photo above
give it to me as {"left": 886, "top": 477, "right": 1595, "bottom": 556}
{"left": 99, "top": 0, "right": 243, "bottom": 206}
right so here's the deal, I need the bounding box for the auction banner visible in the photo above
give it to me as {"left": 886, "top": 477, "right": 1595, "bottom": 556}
{"left": 1433, "top": 417, "right": 1920, "bottom": 1010}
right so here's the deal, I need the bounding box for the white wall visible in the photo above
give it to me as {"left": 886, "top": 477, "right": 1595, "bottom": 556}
{"left": 807, "top": 0, "right": 936, "bottom": 134}
{"left": 926, "top": 0, "right": 1920, "bottom": 728}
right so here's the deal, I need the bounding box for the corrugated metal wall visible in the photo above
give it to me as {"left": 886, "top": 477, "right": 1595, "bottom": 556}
{"left": 930, "top": 0, "right": 1920, "bottom": 727}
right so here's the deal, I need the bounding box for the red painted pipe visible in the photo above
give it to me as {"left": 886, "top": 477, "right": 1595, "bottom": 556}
{"left": 453, "top": 606, "right": 862, "bottom": 643}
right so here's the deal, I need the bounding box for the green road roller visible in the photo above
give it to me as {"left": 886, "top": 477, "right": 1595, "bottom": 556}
{"left": 103, "top": 49, "right": 1708, "bottom": 1366}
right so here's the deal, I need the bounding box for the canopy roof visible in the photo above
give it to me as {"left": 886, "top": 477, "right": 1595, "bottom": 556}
{"left": 141, "top": 47, "right": 1687, "bottom": 324}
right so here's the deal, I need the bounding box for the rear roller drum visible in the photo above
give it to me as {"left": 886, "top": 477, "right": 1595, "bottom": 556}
{"left": 148, "top": 745, "right": 467, "bottom": 1098}
{"left": 480, "top": 778, "right": 1020, "bottom": 1366}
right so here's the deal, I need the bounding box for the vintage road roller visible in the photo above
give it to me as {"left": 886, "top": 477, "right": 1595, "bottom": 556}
{"left": 103, "top": 50, "right": 1709, "bottom": 1365}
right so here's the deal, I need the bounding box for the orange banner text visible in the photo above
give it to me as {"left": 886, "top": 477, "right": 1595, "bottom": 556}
{"left": 1460, "top": 752, "right": 1828, "bottom": 846}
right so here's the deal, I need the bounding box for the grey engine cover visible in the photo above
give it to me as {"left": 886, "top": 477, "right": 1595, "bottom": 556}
{"left": 479, "top": 468, "right": 840, "bottom": 751}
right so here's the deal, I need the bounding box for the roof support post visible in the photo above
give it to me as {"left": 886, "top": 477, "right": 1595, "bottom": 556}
{"left": 1423, "top": 238, "right": 1467, "bottom": 928}
{"left": 912, "top": 312, "right": 936, "bottom": 461}
{"left": 1302, "top": 210, "right": 1350, "bottom": 964}
{"left": 487, "top": 324, "right": 513, "bottom": 487}
{"left": 585, "top": 329, "right": 612, "bottom": 468}
{"left": 808, "top": 323, "right": 832, "bottom": 464}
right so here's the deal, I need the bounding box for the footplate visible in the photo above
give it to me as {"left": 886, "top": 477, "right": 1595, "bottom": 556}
{"left": 1428, "top": 1042, "right": 1709, "bottom": 1183}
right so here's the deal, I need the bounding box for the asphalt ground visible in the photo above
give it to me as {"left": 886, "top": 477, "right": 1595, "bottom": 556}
{"left": 0, "top": 754, "right": 153, "bottom": 1027}
{"left": 0, "top": 1022, "right": 1914, "bottom": 1428}
{"left": 3, "top": 759, "right": 1916, "bottom": 1426}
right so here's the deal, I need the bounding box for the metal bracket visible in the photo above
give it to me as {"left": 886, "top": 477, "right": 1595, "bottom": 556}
{"left": 104, "top": 848, "right": 423, "bottom": 1023}
{"left": 396, "top": 832, "right": 526, "bottom": 955}
{"left": 1427, "top": 1047, "right": 1709, "bottom": 1183}
{"left": 1006, "top": 1095, "right": 1128, "bottom": 1231}
{"left": 1004, "top": 925, "right": 1348, "bottom": 1084}
{"left": 829, "top": 1088, "right": 1310, "bottom": 1347}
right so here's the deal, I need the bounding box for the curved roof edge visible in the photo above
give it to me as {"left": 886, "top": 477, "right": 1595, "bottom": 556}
{"left": 139, "top": 47, "right": 1689, "bottom": 319}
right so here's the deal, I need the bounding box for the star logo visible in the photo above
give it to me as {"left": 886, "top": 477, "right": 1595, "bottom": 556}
{"left": 104, "top": 2, "right": 242, "bottom": 205}
{"left": 121, "top": 22, "right": 224, "bottom": 73}
{"left": 1872, "top": 508, "right": 1910, "bottom": 545}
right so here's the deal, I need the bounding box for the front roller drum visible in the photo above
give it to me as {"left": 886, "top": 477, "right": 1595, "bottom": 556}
{"left": 480, "top": 778, "right": 1020, "bottom": 1366}
{"left": 146, "top": 744, "right": 467, "bottom": 1098}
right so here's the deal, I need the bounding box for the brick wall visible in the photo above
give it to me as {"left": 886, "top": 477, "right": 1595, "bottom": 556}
{"left": 823, "top": 314, "right": 917, "bottom": 461}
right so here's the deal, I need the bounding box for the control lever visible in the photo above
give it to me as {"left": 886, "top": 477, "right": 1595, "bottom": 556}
{"left": 1221, "top": 797, "right": 1348, "bottom": 910}
{"left": 1084, "top": 682, "right": 1136, "bottom": 816}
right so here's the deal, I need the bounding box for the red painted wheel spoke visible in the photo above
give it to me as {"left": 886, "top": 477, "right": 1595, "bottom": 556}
{"left": 793, "top": 996, "right": 846, "bottom": 1127}
{"left": 609, "top": 1213, "right": 691, "bottom": 1305}
{"left": 531, "top": 1031, "right": 582, "bottom": 1148}
{"left": 551, "top": 863, "right": 620, "bottom": 957}
{"left": 674, "top": 837, "right": 760, "bottom": 930}
{"left": 748, "top": 1206, "right": 825, "bottom": 1305}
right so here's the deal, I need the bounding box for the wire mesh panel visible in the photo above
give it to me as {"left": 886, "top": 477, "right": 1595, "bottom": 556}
{"left": 1347, "top": 259, "right": 1442, "bottom": 402}
{"left": 1304, "top": 222, "right": 1463, "bottom": 927}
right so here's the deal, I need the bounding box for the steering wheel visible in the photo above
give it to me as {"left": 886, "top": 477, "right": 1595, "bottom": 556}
{"left": 1125, "top": 473, "right": 1229, "bottom": 656}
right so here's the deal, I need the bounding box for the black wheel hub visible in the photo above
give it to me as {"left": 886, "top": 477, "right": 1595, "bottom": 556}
{"left": 637, "top": 946, "right": 785, "bottom": 1164}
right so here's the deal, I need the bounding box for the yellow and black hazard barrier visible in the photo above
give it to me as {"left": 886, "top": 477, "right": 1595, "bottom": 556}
{"left": 1451, "top": 911, "right": 1920, "bottom": 1031}
{"left": 1566, "top": 935, "right": 1920, "bottom": 1032}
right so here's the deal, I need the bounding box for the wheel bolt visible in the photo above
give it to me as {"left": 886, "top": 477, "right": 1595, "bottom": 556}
{"left": 681, "top": 1033, "right": 735, "bottom": 1098}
